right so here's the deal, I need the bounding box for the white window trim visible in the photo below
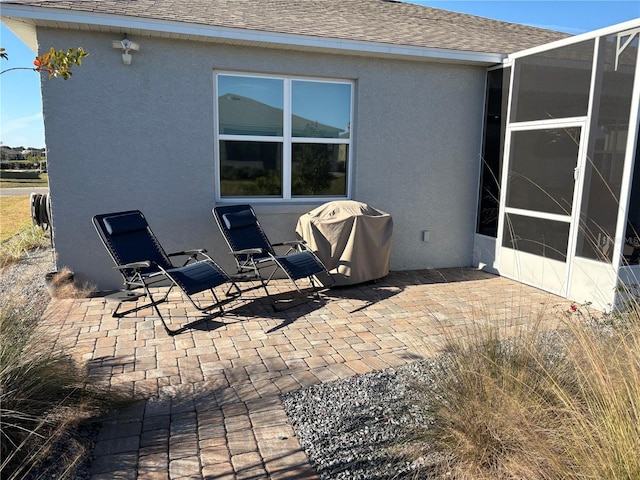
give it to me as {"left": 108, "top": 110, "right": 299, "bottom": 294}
{"left": 214, "top": 71, "right": 354, "bottom": 203}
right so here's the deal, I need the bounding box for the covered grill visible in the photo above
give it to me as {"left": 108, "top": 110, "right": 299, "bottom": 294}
{"left": 296, "top": 200, "right": 393, "bottom": 286}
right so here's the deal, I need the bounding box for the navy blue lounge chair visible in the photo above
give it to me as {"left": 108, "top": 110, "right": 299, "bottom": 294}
{"left": 213, "top": 204, "right": 332, "bottom": 310}
{"left": 93, "top": 210, "right": 239, "bottom": 335}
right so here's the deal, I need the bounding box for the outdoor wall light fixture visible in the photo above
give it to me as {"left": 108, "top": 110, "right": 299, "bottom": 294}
{"left": 111, "top": 36, "right": 139, "bottom": 65}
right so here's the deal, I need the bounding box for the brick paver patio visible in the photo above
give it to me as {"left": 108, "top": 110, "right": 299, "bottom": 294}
{"left": 41, "top": 268, "right": 567, "bottom": 479}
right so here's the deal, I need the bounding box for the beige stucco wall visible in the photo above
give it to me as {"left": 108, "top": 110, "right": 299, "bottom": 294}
{"left": 37, "top": 28, "right": 487, "bottom": 290}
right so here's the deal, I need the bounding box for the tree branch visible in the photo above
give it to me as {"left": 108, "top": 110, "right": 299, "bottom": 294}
{"left": 0, "top": 67, "right": 37, "bottom": 75}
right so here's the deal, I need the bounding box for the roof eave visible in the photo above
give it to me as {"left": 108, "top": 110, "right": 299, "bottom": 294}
{"left": 0, "top": 3, "right": 505, "bottom": 66}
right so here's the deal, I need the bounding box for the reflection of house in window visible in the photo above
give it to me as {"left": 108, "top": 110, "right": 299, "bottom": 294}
{"left": 217, "top": 80, "right": 352, "bottom": 198}
{"left": 219, "top": 94, "right": 284, "bottom": 136}
{"left": 292, "top": 116, "right": 344, "bottom": 138}
{"left": 219, "top": 94, "right": 343, "bottom": 137}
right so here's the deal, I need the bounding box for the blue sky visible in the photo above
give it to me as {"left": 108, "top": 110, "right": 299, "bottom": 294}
{"left": 1, "top": 1, "right": 639, "bottom": 149}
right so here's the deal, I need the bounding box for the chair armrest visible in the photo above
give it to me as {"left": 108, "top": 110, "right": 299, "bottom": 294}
{"left": 169, "top": 249, "right": 217, "bottom": 267}
{"left": 272, "top": 240, "right": 305, "bottom": 247}
{"left": 273, "top": 240, "right": 309, "bottom": 253}
{"left": 231, "top": 248, "right": 264, "bottom": 255}
{"left": 114, "top": 261, "right": 151, "bottom": 270}
{"left": 168, "top": 248, "right": 206, "bottom": 257}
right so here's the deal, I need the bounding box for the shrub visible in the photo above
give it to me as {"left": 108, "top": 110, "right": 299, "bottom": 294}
{"left": 415, "top": 306, "right": 640, "bottom": 479}
{"left": 0, "top": 226, "right": 50, "bottom": 268}
{"left": 0, "top": 303, "right": 130, "bottom": 479}
{"left": 558, "top": 308, "right": 640, "bottom": 479}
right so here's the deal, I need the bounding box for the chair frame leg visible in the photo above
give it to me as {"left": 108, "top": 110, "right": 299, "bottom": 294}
{"left": 111, "top": 288, "right": 171, "bottom": 318}
{"left": 226, "top": 257, "right": 333, "bottom": 312}
{"left": 111, "top": 281, "right": 242, "bottom": 336}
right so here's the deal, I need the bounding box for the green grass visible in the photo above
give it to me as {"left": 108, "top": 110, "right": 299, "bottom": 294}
{"left": 0, "top": 172, "right": 48, "bottom": 188}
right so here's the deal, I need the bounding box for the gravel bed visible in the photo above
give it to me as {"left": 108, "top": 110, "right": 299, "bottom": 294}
{"left": 0, "top": 246, "right": 55, "bottom": 319}
{"left": 282, "top": 359, "right": 449, "bottom": 480}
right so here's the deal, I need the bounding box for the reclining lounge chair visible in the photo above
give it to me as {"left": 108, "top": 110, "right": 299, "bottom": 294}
{"left": 93, "top": 210, "right": 239, "bottom": 335}
{"left": 213, "top": 204, "right": 333, "bottom": 310}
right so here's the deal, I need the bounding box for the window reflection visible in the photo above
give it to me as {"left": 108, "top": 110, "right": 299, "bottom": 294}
{"left": 218, "top": 76, "right": 283, "bottom": 136}
{"left": 219, "top": 141, "right": 282, "bottom": 197}
{"left": 292, "top": 81, "right": 351, "bottom": 138}
{"left": 216, "top": 74, "right": 353, "bottom": 199}
{"left": 292, "top": 144, "right": 348, "bottom": 196}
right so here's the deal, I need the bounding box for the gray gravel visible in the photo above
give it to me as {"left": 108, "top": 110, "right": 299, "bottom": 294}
{"left": 0, "top": 246, "right": 56, "bottom": 318}
{"left": 282, "top": 359, "right": 448, "bottom": 480}
{"left": 283, "top": 325, "right": 630, "bottom": 479}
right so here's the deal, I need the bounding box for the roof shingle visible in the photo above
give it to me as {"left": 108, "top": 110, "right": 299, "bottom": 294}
{"left": 0, "top": 0, "right": 570, "bottom": 55}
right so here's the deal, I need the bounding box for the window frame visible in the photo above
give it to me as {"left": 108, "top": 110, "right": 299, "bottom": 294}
{"left": 214, "top": 71, "right": 354, "bottom": 202}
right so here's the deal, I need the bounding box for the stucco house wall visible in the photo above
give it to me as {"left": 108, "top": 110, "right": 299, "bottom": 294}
{"left": 37, "top": 28, "right": 486, "bottom": 290}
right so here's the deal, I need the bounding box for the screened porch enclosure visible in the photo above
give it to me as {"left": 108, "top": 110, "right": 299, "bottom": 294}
{"left": 476, "top": 20, "right": 640, "bottom": 311}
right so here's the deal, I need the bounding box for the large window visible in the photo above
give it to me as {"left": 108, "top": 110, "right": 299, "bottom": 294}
{"left": 216, "top": 73, "right": 353, "bottom": 199}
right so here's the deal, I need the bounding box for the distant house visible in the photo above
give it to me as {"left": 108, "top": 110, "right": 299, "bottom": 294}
{"left": 1, "top": 0, "right": 638, "bottom": 309}
{"left": 0, "top": 145, "right": 45, "bottom": 166}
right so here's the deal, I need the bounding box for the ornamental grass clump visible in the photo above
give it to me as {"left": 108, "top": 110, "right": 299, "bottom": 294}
{"left": 0, "top": 225, "right": 50, "bottom": 268}
{"left": 558, "top": 304, "right": 640, "bottom": 480}
{"left": 416, "top": 304, "right": 640, "bottom": 480}
{"left": 45, "top": 266, "right": 96, "bottom": 299}
{"left": 0, "top": 303, "right": 130, "bottom": 479}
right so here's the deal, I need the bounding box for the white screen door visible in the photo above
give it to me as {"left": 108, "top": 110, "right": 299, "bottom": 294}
{"left": 498, "top": 123, "right": 585, "bottom": 295}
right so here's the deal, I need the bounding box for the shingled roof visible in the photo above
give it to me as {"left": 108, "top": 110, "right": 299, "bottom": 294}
{"left": 1, "top": 0, "right": 569, "bottom": 58}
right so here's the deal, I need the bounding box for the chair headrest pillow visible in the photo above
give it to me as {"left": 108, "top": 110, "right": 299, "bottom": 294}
{"left": 223, "top": 210, "right": 256, "bottom": 230}
{"left": 104, "top": 213, "right": 148, "bottom": 236}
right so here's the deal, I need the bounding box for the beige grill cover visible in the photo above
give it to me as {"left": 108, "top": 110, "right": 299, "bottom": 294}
{"left": 296, "top": 201, "right": 393, "bottom": 286}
